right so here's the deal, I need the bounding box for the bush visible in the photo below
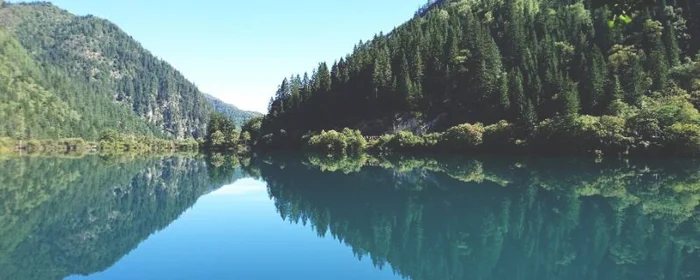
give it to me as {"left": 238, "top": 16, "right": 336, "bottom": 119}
{"left": 440, "top": 123, "right": 484, "bottom": 151}
{"left": 636, "top": 95, "right": 700, "bottom": 128}
{"left": 571, "top": 115, "right": 631, "bottom": 155}
{"left": 308, "top": 130, "right": 347, "bottom": 155}
{"left": 99, "top": 129, "right": 120, "bottom": 142}
{"left": 595, "top": 116, "right": 632, "bottom": 154}
{"left": 388, "top": 131, "right": 425, "bottom": 151}
{"left": 26, "top": 140, "right": 42, "bottom": 153}
{"left": 664, "top": 123, "right": 700, "bottom": 156}
{"left": 483, "top": 120, "right": 515, "bottom": 150}
{"left": 421, "top": 133, "right": 442, "bottom": 150}
{"left": 306, "top": 129, "right": 367, "bottom": 156}
{"left": 341, "top": 128, "right": 367, "bottom": 154}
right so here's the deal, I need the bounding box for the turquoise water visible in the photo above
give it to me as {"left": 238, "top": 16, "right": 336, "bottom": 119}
{"left": 1, "top": 154, "right": 699, "bottom": 279}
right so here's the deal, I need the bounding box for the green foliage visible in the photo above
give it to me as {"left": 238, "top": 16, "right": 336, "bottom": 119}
{"left": 241, "top": 116, "right": 264, "bottom": 144}
{"left": 0, "top": 2, "right": 247, "bottom": 139}
{"left": 0, "top": 27, "right": 159, "bottom": 140}
{"left": 384, "top": 131, "right": 426, "bottom": 152}
{"left": 253, "top": 0, "right": 700, "bottom": 158}
{"left": 664, "top": 123, "right": 700, "bottom": 156}
{"left": 441, "top": 123, "right": 485, "bottom": 151}
{"left": 483, "top": 120, "right": 516, "bottom": 150}
{"left": 306, "top": 129, "right": 367, "bottom": 156}
{"left": 204, "top": 112, "right": 238, "bottom": 151}
{"left": 99, "top": 129, "right": 120, "bottom": 142}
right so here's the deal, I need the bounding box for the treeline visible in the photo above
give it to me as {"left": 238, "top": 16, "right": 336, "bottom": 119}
{"left": 256, "top": 0, "right": 700, "bottom": 157}
{"left": 289, "top": 114, "right": 700, "bottom": 157}
{"left": 0, "top": 131, "right": 199, "bottom": 155}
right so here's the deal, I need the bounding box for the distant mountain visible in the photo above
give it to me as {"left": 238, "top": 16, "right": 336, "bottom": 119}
{"left": 0, "top": 2, "right": 255, "bottom": 139}
{"left": 204, "top": 94, "right": 262, "bottom": 127}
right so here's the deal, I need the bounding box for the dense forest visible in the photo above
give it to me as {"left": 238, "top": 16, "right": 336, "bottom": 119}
{"left": 0, "top": 2, "right": 254, "bottom": 140}
{"left": 258, "top": 0, "right": 700, "bottom": 156}
{"left": 249, "top": 154, "right": 700, "bottom": 280}
{"left": 0, "top": 27, "right": 159, "bottom": 140}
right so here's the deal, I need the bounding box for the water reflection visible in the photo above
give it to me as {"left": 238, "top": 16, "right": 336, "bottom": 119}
{"left": 1, "top": 153, "right": 699, "bottom": 280}
{"left": 0, "top": 154, "right": 245, "bottom": 280}
{"left": 252, "top": 154, "right": 700, "bottom": 280}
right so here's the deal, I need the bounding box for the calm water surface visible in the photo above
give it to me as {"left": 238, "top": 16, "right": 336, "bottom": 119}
{"left": 1, "top": 154, "right": 699, "bottom": 280}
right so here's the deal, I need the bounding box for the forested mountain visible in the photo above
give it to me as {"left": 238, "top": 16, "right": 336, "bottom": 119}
{"left": 260, "top": 0, "right": 700, "bottom": 154}
{"left": 0, "top": 2, "right": 254, "bottom": 140}
{"left": 0, "top": 26, "right": 159, "bottom": 140}
{"left": 204, "top": 94, "right": 262, "bottom": 127}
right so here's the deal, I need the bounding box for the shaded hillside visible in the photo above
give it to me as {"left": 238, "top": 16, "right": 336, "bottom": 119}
{"left": 0, "top": 2, "right": 221, "bottom": 138}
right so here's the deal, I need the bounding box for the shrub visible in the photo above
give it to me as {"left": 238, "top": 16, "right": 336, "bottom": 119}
{"left": 596, "top": 116, "right": 632, "bottom": 153}
{"left": 26, "top": 140, "right": 42, "bottom": 153}
{"left": 421, "top": 133, "right": 442, "bottom": 150}
{"left": 99, "top": 129, "right": 121, "bottom": 142}
{"left": 627, "top": 116, "right": 663, "bottom": 145}
{"left": 371, "top": 134, "right": 395, "bottom": 153}
{"left": 571, "top": 115, "right": 631, "bottom": 155}
{"left": 440, "top": 123, "right": 484, "bottom": 151}
{"left": 637, "top": 95, "right": 700, "bottom": 128}
{"left": 388, "top": 131, "right": 425, "bottom": 151}
{"left": 306, "top": 129, "right": 367, "bottom": 156}
{"left": 307, "top": 130, "right": 348, "bottom": 155}
{"left": 341, "top": 128, "right": 367, "bottom": 154}
{"left": 664, "top": 123, "right": 700, "bottom": 156}
{"left": 483, "top": 120, "right": 515, "bottom": 150}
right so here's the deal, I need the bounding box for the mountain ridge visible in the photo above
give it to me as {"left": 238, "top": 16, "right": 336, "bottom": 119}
{"left": 0, "top": 1, "right": 256, "bottom": 139}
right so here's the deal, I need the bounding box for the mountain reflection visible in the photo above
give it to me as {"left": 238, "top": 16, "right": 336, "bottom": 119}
{"left": 2, "top": 153, "right": 700, "bottom": 280}
{"left": 252, "top": 154, "right": 700, "bottom": 280}
{"left": 0, "top": 154, "right": 245, "bottom": 280}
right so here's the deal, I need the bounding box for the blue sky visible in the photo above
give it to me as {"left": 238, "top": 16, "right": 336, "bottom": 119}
{"left": 14, "top": 0, "right": 427, "bottom": 113}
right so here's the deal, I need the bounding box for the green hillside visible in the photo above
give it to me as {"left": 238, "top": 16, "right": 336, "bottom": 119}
{"left": 259, "top": 0, "right": 700, "bottom": 156}
{"left": 0, "top": 2, "right": 256, "bottom": 140}
{"left": 0, "top": 27, "right": 158, "bottom": 140}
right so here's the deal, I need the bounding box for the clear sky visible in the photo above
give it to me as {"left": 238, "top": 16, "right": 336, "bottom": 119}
{"left": 14, "top": 0, "right": 427, "bottom": 113}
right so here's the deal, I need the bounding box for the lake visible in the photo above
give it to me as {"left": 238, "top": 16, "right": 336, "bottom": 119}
{"left": 1, "top": 153, "right": 699, "bottom": 280}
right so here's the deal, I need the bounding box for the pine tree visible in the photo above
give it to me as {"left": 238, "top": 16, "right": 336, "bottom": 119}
{"left": 317, "top": 63, "right": 332, "bottom": 95}
{"left": 644, "top": 19, "right": 670, "bottom": 91}
{"left": 561, "top": 78, "right": 581, "bottom": 123}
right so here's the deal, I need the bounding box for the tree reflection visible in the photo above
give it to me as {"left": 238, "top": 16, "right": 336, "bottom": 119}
{"left": 0, "top": 154, "right": 246, "bottom": 280}
{"left": 252, "top": 154, "right": 700, "bottom": 280}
